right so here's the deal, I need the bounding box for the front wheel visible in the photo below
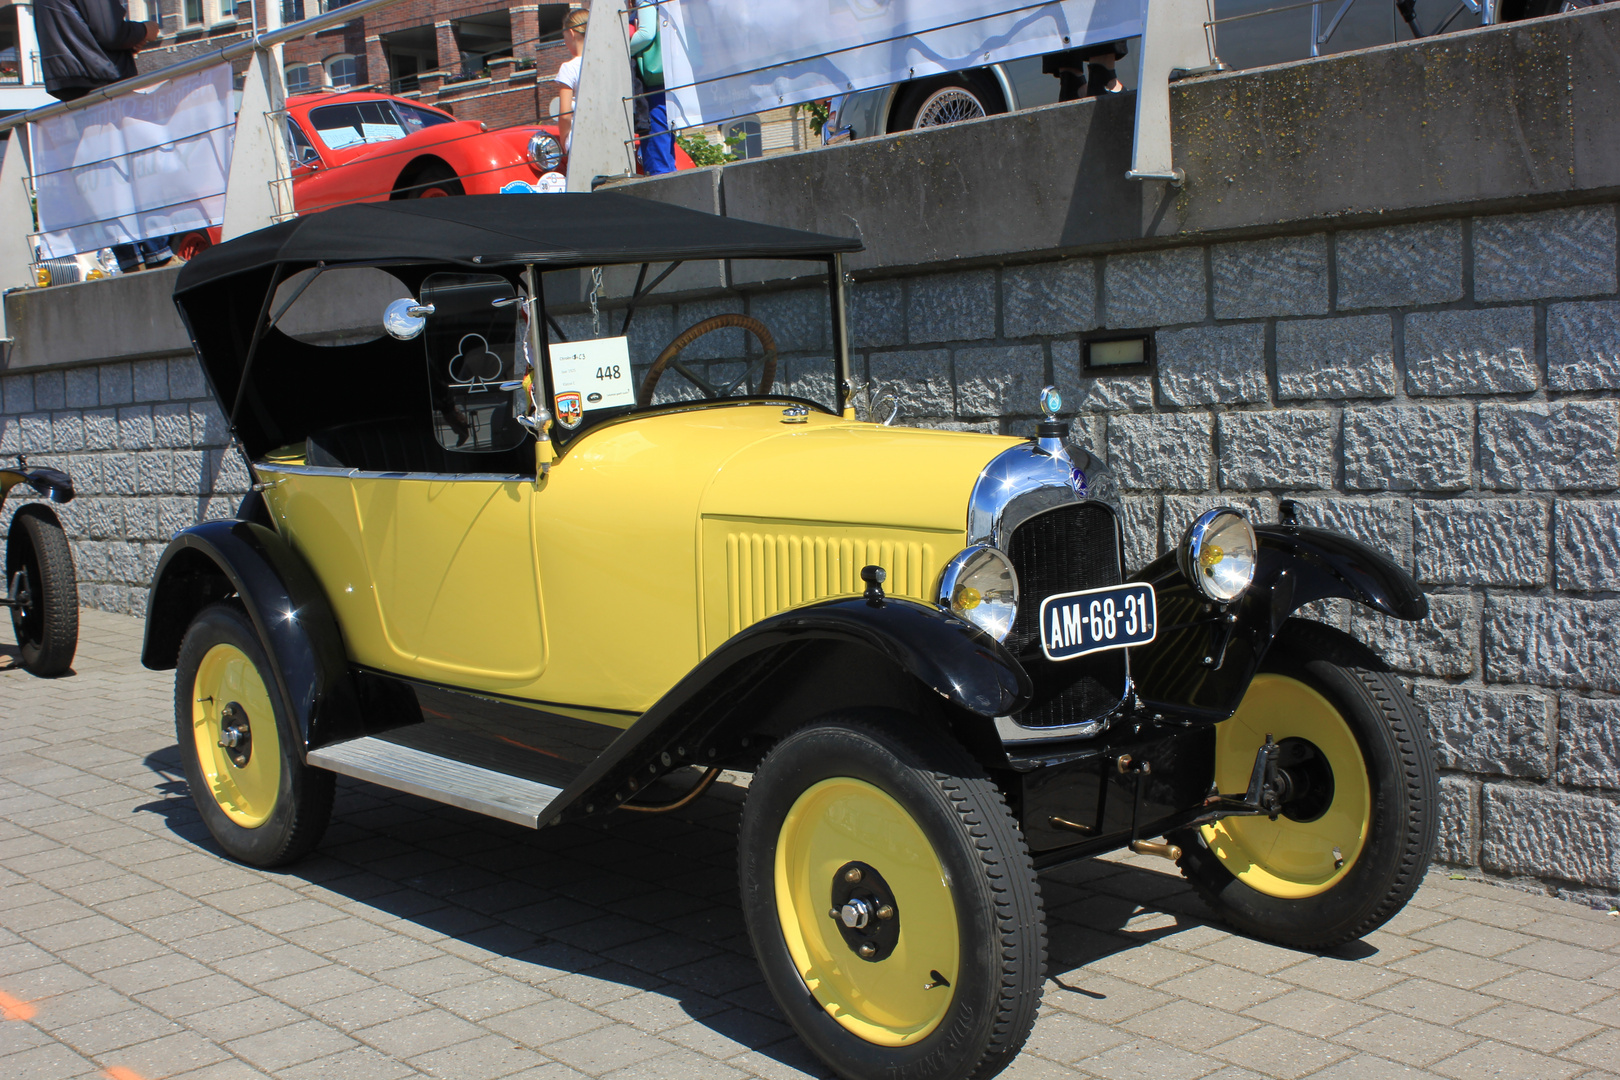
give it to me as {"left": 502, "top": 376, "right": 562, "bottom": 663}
{"left": 1170, "top": 620, "right": 1438, "bottom": 950}
{"left": 175, "top": 602, "right": 333, "bottom": 867}
{"left": 739, "top": 715, "right": 1045, "bottom": 1080}
{"left": 6, "top": 507, "right": 79, "bottom": 676}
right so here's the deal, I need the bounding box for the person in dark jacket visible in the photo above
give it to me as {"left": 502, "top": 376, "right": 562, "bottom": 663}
{"left": 33, "top": 0, "right": 170, "bottom": 270}
{"left": 34, "top": 0, "right": 153, "bottom": 102}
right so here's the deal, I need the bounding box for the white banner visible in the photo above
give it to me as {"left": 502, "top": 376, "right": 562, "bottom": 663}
{"left": 658, "top": 0, "right": 1144, "bottom": 128}
{"left": 32, "top": 63, "right": 235, "bottom": 258}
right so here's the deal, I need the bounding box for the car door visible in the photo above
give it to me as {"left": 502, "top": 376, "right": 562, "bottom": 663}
{"left": 350, "top": 272, "right": 548, "bottom": 689}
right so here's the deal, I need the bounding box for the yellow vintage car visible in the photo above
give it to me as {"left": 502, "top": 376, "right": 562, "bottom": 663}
{"left": 144, "top": 195, "right": 1437, "bottom": 1080}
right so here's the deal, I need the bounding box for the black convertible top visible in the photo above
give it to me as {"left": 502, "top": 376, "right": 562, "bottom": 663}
{"left": 175, "top": 193, "right": 861, "bottom": 294}
{"left": 172, "top": 193, "right": 859, "bottom": 459}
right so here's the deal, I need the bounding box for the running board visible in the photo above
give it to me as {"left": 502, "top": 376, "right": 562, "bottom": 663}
{"left": 307, "top": 737, "right": 561, "bottom": 828}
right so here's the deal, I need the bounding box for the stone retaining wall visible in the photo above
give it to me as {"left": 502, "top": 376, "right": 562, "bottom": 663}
{"left": 0, "top": 350, "right": 249, "bottom": 616}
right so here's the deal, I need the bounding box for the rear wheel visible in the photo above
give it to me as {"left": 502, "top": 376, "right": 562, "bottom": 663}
{"left": 5, "top": 507, "right": 78, "bottom": 676}
{"left": 739, "top": 714, "right": 1044, "bottom": 1080}
{"left": 1170, "top": 620, "right": 1437, "bottom": 949}
{"left": 175, "top": 602, "right": 333, "bottom": 866}
{"left": 400, "top": 162, "right": 464, "bottom": 199}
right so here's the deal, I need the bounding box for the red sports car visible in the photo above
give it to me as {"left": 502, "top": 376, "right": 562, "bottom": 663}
{"left": 284, "top": 90, "right": 567, "bottom": 209}
{"left": 171, "top": 91, "right": 567, "bottom": 260}
{"left": 172, "top": 90, "right": 695, "bottom": 261}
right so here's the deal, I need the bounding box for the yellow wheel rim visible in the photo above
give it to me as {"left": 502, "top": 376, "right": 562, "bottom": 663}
{"left": 191, "top": 644, "right": 281, "bottom": 828}
{"left": 775, "top": 778, "right": 959, "bottom": 1046}
{"left": 1201, "top": 673, "right": 1370, "bottom": 899}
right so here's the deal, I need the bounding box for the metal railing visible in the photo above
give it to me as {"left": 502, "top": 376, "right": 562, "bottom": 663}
{"left": 0, "top": 0, "right": 405, "bottom": 135}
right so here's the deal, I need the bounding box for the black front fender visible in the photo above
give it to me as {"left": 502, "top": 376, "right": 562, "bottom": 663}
{"left": 142, "top": 520, "right": 362, "bottom": 750}
{"left": 1127, "top": 525, "right": 1425, "bottom": 722}
{"left": 543, "top": 595, "right": 1032, "bottom": 821}
{"left": 0, "top": 465, "right": 75, "bottom": 505}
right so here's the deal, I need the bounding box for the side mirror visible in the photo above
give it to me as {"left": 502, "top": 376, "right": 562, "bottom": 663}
{"left": 383, "top": 298, "right": 435, "bottom": 340}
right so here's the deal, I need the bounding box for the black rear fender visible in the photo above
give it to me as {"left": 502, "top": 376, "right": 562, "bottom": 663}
{"left": 1128, "top": 525, "right": 1426, "bottom": 722}
{"left": 545, "top": 596, "right": 1031, "bottom": 820}
{"left": 142, "top": 520, "right": 362, "bottom": 750}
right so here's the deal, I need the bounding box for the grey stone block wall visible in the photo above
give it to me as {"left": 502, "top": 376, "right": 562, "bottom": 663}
{"left": 5, "top": 198, "right": 1618, "bottom": 902}
{"left": 1, "top": 356, "right": 248, "bottom": 616}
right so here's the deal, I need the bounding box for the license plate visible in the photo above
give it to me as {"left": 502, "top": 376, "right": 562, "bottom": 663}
{"left": 1039, "top": 582, "right": 1157, "bottom": 662}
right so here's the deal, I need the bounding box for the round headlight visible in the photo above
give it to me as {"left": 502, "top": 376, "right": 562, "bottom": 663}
{"left": 528, "top": 131, "right": 563, "bottom": 171}
{"left": 937, "top": 545, "right": 1019, "bottom": 642}
{"left": 1178, "top": 508, "right": 1258, "bottom": 603}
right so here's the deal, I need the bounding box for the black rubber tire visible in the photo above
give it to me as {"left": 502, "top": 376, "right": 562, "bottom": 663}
{"left": 397, "top": 161, "right": 465, "bottom": 199}
{"left": 888, "top": 71, "right": 1007, "bottom": 133}
{"left": 175, "top": 602, "right": 333, "bottom": 867}
{"left": 739, "top": 713, "right": 1045, "bottom": 1080}
{"left": 1169, "top": 619, "right": 1438, "bottom": 950}
{"left": 6, "top": 506, "right": 79, "bottom": 676}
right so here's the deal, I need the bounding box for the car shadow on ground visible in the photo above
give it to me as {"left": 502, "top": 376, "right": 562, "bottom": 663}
{"left": 135, "top": 746, "right": 1374, "bottom": 1073}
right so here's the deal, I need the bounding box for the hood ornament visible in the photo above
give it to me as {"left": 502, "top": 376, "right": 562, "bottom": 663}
{"left": 1033, "top": 386, "right": 1086, "bottom": 495}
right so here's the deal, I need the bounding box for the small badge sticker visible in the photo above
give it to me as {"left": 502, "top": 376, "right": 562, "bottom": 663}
{"left": 554, "top": 391, "right": 583, "bottom": 428}
{"left": 500, "top": 180, "right": 538, "bottom": 195}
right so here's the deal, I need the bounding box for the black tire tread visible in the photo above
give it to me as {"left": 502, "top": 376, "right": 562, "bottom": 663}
{"left": 175, "top": 601, "right": 333, "bottom": 867}
{"left": 7, "top": 507, "right": 79, "bottom": 676}
{"left": 1172, "top": 619, "right": 1437, "bottom": 949}
{"left": 741, "top": 715, "right": 1046, "bottom": 1080}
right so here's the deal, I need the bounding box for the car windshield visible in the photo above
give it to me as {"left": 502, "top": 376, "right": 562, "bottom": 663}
{"left": 308, "top": 100, "right": 409, "bottom": 150}
{"left": 395, "top": 102, "right": 455, "bottom": 133}
{"left": 539, "top": 257, "right": 838, "bottom": 438}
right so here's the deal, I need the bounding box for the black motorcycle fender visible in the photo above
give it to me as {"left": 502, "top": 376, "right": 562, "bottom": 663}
{"left": 543, "top": 595, "right": 1033, "bottom": 820}
{"left": 1127, "top": 525, "right": 1426, "bottom": 722}
{"left": 142, "top": 519, "right": 362, "bottom": 750}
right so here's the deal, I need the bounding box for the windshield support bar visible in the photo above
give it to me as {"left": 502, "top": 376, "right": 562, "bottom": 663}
{"left": 230, "top": 264, "right": 289, "bottom": 429}
{"left": 830, "top": 254, "right": 852, "bottom": 416}
{"left": 619, "top": 260, "right": 684, "bottom": 336}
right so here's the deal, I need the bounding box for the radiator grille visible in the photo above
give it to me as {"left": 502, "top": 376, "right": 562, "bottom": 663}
{"left": 1007, "top": 503, "right": 1129, "bottom": 728}
{"left": 724, "top": 532, "right": 937, "bottom": 637}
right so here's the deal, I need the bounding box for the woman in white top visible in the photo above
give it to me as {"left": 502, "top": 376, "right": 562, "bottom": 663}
{"left": 553, "top": 8, "right": 587, "bottom": 154}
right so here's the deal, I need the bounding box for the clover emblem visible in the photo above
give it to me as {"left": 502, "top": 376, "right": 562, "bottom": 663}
{"left": 448, "top": 334, "right": 503, "bottom": 385}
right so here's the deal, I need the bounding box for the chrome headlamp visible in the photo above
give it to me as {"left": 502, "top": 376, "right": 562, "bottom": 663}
{"left": 1178, "top": 508, "right": 1258, "bottom": 604}
{"left": 938, "top": 545, "right": 1019, "bottom": 642}
{"left": 528, "top": 131, "right": 563, "bottom": 171}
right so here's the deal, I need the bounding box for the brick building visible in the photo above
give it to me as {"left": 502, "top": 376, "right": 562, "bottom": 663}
{"left": 132, "top": 0, "right": 574, "bottom": 130}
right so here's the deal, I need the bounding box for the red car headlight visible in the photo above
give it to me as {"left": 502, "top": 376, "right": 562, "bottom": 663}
{"left": 528, "top": 132, "right": 563, "bottom": 172}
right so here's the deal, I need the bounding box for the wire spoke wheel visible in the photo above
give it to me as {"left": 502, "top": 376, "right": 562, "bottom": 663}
{"left": 914, "top": 87, "right": 987, "bottom": 127}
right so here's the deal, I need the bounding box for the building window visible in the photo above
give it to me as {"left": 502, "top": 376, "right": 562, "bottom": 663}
{"left": 126, "top": 0, "right": 149, "bottom": 21}
{"left": 723, "top": 117, "right": 762, "bottom": 160}
{"left": 184, "top": 0, "right": 205, "bottom": 25}
{"left": 281, "top": 0, "right": 305, "bottom": 23}
{"left": 326, "top": 54, "right": 358, "bottom": 88}
{"left": 285, "top": 64, "right": 310, "bottom": 92}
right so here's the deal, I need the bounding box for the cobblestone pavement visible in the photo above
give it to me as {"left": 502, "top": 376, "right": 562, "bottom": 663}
{"left": 3, "top": 610, "right": 1619, "bottom": 1080}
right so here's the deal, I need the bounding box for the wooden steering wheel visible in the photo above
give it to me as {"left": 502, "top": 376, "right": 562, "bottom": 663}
{"left": 637, "top": 314, "right": 778, "bottom": 407}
